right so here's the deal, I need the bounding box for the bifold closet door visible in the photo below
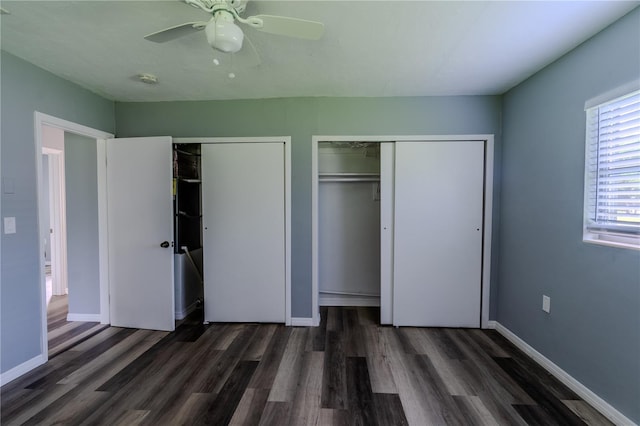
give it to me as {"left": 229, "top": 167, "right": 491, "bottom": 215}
{"left": 393, "top": 141, "right": 484, "bottom": 327}
{"left": 202, "top": 143, "right": 285, "bottom": 323}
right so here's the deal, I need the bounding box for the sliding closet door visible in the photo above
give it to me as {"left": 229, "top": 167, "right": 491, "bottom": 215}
{"left": 202, "top": 143, "right": 285, "bottom": 323}
{"left": 393, "top": 141, "right": 484, "bottom": 327}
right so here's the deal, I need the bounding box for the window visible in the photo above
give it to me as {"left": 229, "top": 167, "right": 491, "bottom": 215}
{"left": 584, "top": 90, "right": 640, "bottom": 249}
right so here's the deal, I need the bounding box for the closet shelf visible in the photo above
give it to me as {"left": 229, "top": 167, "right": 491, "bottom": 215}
{"left": 319, "top": 172, "right": 380, "bottom": 177}
{"left": 177, "top": 178, "right": 201, "bottom": 183}
{"left": 177, "top": 211, "right": 202, "bottom": 219}
{"left": 175, "top": 148, "right": 201, "bottom": 157}
{"left": 319, "top": 172, "right": 380, "bottom": 182}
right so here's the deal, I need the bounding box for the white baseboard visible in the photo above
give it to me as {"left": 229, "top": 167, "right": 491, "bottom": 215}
{"left": 319, "top": 294, "right": 380, "bottom": 307}
{"left": 0, "top": 354, "right": 46, "bottom": 386}
{"left": 493, "top": 321, "right": 636, "bottom": 426}
{"left": 487, "top": 320, "right": 497, "bottom": 329}
{"left": 291, "top": 317, "right": 315, "bottom": 327}
{"left": 67, "top": 313, "right": 101, "bottom": 322}
{"left": 175, "top": 300, "right": 199, "bottom": 320}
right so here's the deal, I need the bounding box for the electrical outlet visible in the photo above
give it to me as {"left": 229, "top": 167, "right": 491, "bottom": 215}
{"left": 3, "top": 217, "right": 16, "bottom": 234}
{"left": 542, "top": 295, "right": 551, "bottom": 313}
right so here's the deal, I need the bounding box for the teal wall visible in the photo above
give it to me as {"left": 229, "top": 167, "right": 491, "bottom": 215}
{"left": 65, "top": 133, "right": 100, "bottom": 316}
{"left": 115, "top": 96, "right": 503, "bottom": 318}
{"left": 0, "top": 51, "right": 114, "bottom": 374}
{"left": 499, "top": 8, "right": 640, "bottom": 422}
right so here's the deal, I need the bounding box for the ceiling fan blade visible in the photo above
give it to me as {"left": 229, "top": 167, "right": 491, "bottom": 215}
{"left": 144, "top": 22, "right": 207, "bottom": 43}
{"left": 250, "top": 15, "right": 324, "bottom": 40}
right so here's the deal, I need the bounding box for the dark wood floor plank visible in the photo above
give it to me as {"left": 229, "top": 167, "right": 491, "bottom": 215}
{"left": 267, "top": 327, "right": 308, "bottom": 402}
{"left": 197, "top": 325, "right": 259, "bottom": 394}
{"left": 26, "top": 328, "right": 138, "bottom": 390}
{"left": 257, "top": 401, "right": 290, "bottom": 426}
{"left": 244, "top": 324, "right": 277, "bottom": 361}
{"left": 483, "top": 329, "right": 581, "bottom": 400}
{"left": 402, "top": 328, "right": 473, "bottom": 396}
{"left": 308, "top": 306, "right": 328, "bottom": 352}
{"left": 343, "top": 308, "right": 367, "bottom": 357}
{"left": 412, "top": 354, "right": 470, "bottom": 425}
{"left": 199, "top": 360, "right": 259, "bottom": 426}
{"left": 446, "top": 328, "right": 537, "bottom": 404}
{"left": 452, "top": 394, "right": 500, "bottom": 426}
{"left": 345, "top": 356, "right": 377, "bottom": 426}
{"left": 326, "top": 306, "right": 344, "bottom": 332}
{"left": 321, "top": 330, "right": 347, "bottom": 409}
{"left": 48, "top": 322, "right": 100, "bottom": 348}
{"left": 362, "top": 326, "right": 397, "bottom": 394}
{"left": 372, "top": 393, "right": 409, "bottom": 426}
{"left": 288, "top": 351, "right": 324, "bottom": 425}
{"left": 228, "top": 388, "right": 270, "bottom": 426}
{"left": 247, "top": 325, "right": 292, "bottom": 390}
{"left": 495, "top": 357, "right": 587, "bottom": 426}
{"left": 562, "top": 400, "right": 615, "bottom": 426}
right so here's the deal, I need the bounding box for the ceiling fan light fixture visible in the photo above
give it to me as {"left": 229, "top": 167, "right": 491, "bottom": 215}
{"left": 205, "top": 13, "right": 244, "bottom": 53}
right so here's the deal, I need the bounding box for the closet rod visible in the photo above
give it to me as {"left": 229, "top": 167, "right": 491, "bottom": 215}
{"left": 319, "top": 177, "right": 380, "bottom": 182}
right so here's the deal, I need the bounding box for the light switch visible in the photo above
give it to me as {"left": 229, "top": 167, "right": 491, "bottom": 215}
{"left": 4, "top": 217, "right": 16, "bottom": 234}
{"left": 542, "top": 295, "right": 551, "bottom": 313}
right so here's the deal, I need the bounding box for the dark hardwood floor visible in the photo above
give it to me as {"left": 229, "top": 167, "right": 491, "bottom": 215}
{"left": 47, "top": 295, "right": 108, "bottom": 358}
{"left": 2, "top": 307, "right": 611, "bottom": 425}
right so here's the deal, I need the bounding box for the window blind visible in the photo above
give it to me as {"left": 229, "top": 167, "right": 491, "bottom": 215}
{"left": 585, "top": 90, "right": 640, "bottom": 234}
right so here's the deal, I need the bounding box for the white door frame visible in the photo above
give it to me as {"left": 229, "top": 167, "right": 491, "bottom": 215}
{"left": 312, "top": 135, "right": 494, "bottom": 328}
{"left": 175, "top": 137, "right": 292, "bottom": 326}
{"left": 42, "top": 147, "right": 67, "bottom": 296}
{"left": 35, "top": 112, "right": 114, "bottom": 360}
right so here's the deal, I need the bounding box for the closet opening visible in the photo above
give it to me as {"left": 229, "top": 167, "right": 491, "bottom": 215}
{"left": 173, "top": 143, "right": 204, "bottom": 321}
{"left": 318, "top": 141, "right": 382, "bottom": 308}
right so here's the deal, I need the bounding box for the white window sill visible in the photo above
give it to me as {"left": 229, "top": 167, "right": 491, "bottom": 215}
{"left": 583, "top": 233, "right": 640, "bottom": 251}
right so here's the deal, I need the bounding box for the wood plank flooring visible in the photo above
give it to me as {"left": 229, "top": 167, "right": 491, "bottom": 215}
{"left": 47, "top": 296, "right": 108, "bottom": 358}
{"left": 2, "top": 307, "right": 612, "bottom": 426}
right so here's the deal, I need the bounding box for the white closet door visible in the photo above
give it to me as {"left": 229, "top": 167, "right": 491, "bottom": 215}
{"left": 393, "top": 141, "right": 484, "bottom": 327}
{"left": 202, "top": 143, "right": 285, "bottom": 323}
{"left": 107, "top": 136, "right": 175, "bottom": 331}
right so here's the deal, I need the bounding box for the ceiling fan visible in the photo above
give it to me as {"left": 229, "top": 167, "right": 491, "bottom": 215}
{"left": 144, "top": 0, "right": 324, "bottom": 70}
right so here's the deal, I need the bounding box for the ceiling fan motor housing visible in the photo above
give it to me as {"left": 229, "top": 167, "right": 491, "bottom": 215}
{"left": 205, "top": 10, "right": 244, "bottom": 53}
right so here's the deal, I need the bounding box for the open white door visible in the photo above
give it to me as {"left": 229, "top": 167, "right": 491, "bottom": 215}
{"left": 202, "top": 142, "right": 285, "bottom": 323}
{"left": 107, "top": 137, "right": 175, "bottom": 331}
{"left": 393, "top": 141, "right": 484, "bottom": 327}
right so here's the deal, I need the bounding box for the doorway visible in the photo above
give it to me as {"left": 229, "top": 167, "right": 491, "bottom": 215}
{"left": 35, "top": 112, "right": 114, "bottom": 360}
{"left": 317, "top": 141, "right": 382, "bottom": 307}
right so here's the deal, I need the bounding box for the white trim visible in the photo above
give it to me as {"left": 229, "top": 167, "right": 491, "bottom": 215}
{"left": 486, "top": 320, "right": 497, "bottom": 329}
{"left": 481, "top": 136, "right": 494, "bottom": 328}
{"left": 380, "top": 142, "right": 394, "bottom": 325}
{"left": 34, "top": 111, "right": 114, "bottom": 372}
{"left": 0, "top": 354, "right": 47, "bottom": 387}
{"left": 493, "top": 322, "right": 637, "bottom": 426}
{"left": 66, "top": 313, "right": 101, "bottom": 322}
{"left": 584, "top": 79, "right": 640, "bottom": 110}
{"left": 175, "top": 137, "right": 292, "bottom": 326}
{"left": 175, "top": 300, "right": 199, "bottom": 320}
{"left": 311, "top": 138, "right": 320, "bottom": 327}
{"left": 96, "top": 140, "right": 110, "bottom": 324}
{"left": 312, "top": 135, "right": 494, "bottom": 328}
{"left": 290, "top": 317, "right": 315, "bottom": 327}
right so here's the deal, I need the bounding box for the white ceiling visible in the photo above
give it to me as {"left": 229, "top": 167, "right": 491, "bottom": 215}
{"left": 1, "top": 1, "right": 638, "bottom": 102}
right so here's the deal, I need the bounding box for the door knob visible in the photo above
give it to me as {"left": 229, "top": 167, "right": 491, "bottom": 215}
{"left": 160, "top": 241, "right": 171, "bottom": 248}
